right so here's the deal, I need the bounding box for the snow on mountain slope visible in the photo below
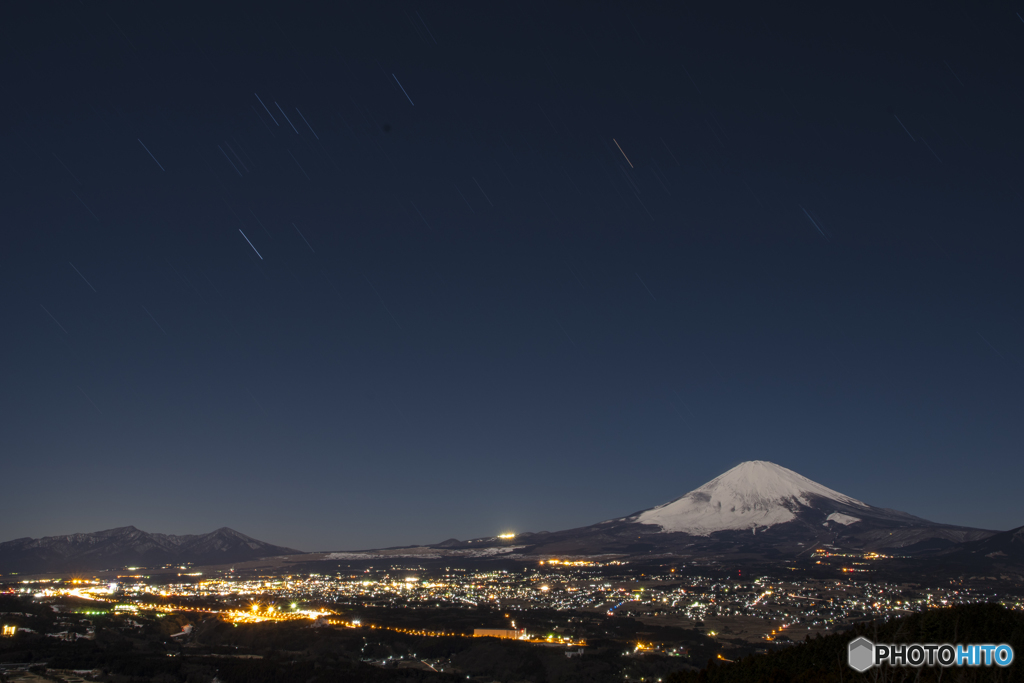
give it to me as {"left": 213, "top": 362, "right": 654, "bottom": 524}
{"left": 634, "top": 460, "right": 869, "bottom": 535}
{"left": 825, "top": 512, "right": 861, "bottom": 526}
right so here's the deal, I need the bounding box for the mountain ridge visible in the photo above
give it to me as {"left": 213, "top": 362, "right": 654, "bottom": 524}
{"left": 3, "top": 462, "right": 1012, "bottom": 575}
{"left": 0, "top": 526, "right": 299, "bottom": 574}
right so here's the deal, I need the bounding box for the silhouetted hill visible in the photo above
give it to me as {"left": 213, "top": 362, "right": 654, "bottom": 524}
{"left": 950, "top": 525, "right": 1024, "bottom": 562}
{"left": 0, "top": 526, "right": 299, "bottom": 574}
{"left": 667, "top": 603, "right": 1024, "bottom": 682}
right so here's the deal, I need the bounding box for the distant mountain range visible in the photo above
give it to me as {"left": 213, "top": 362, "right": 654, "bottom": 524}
{"left": 3, "top": 462, "right": 1018, "bottom": 576}
{"left": 0, "top": 526, "right": 298, "bottom": 575}
{"left": 330, "top": 461, "right": 1008, "bottom": 568}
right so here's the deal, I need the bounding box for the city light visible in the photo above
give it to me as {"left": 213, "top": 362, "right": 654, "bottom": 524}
{"left": 4, "top": 559, "right": 1017, "bottom": 653}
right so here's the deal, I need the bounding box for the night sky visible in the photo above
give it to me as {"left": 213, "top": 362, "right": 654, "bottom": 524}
{"left": 3, "top": 2, "right": 1023, "bottom": 552}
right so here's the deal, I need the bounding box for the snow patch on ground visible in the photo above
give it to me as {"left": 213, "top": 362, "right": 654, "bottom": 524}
{"left": 824, "top": 512, "right": 861, "bottom": 526}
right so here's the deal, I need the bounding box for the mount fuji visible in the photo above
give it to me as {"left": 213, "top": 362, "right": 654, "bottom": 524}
{"left": 428, "top": 461, "right": 997, "bottom": 559}
{"left": 632, "top": 460, "right": 875, "bottom": 535}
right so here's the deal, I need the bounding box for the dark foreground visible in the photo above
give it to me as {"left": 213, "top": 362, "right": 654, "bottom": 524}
{"left": 668, "top": 602, "right": 1024, "bottom": 683}
{"left": 0, "top": 596, "right": 1020, "bottom": 682}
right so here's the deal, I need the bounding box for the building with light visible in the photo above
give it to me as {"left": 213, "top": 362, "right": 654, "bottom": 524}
{"left": 473, "top": 628, "right": 525, "bottom": 639}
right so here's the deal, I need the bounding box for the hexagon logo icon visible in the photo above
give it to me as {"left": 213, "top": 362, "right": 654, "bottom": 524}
{"left": 848, "top": 636, "right": 874, "bottom": 672}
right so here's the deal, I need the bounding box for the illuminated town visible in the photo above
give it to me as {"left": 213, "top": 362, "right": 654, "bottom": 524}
{"left": 5, "top": 550, "right": 1020, "bottom": 647}
{"left": 3, "top": 541, "right": 1022, "bottom": 683}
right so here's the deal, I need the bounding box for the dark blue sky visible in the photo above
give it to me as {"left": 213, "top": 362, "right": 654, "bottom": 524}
{"left": 2, "top": 1, "right": 1022, "bottom": 551}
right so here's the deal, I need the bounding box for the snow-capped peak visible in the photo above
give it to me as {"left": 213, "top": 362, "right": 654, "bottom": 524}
{"left": 634, "top": 460, "right": 868, "bottom": 535}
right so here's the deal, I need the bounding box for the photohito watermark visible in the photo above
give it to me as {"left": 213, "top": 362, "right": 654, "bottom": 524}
{"left": 848, "top": 637, "right": 1014, "bottom": 672}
